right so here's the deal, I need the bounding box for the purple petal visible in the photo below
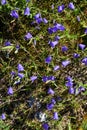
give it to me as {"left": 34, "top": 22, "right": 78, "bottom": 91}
{"left": 53, "top": 112, "right": 59, "bottom": 120}
{"left": 45, "top": 56, "right": 52, "bottom": 64}
{"left": 24, "top": 7, "right": 30, "bottom": 16}
{"left": 24, "top": 32, "right": 32, "bottom": 40}
{"left": 42, "top": 123, "right": 50, "bottom": 130}
{"left": 10, "top": 10, "right": 19, "bottom": 18}
{"left": 7, "top": 87, "right": 13, "bottom": 95}
{"left": 58, "top": 5, "right": 65, "bottom": 13}
{"left": 17, "top": 64, "right": 24, "bottom": 72}
{"left": 1, "top": 113, "right": 6, "bottom": 120}
{"left": 62, "top": 60, "right": 70, "bottom": 67}
{"left": 54, "top": 65, "right": 60, "bottom": 71}
{"left": 47, "top": 88, "right": 55, "bottom": 95}
{"left": 47, "top": 103, "right": 54, "bottom": 110}
{"left": 68, "top": 2, "right": 75, "bottom": 10}
{"left": 1, "top": 0, "right": 6, "bottom": 5}
{"left": 30, "top": 76, "right": 37, "bottom": 82}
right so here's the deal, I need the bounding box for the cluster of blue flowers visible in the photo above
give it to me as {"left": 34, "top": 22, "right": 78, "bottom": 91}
{"left": 1, "top": 0, "right": 87, "bottom": 130}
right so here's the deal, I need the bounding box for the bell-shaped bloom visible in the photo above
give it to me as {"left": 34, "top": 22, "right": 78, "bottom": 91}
{"left": 78, "top": 86, "right": 85, "bottom": 93}
{"left": 79, "top": 44, "right": 86, "bottom": 50}
{"left": 36, "top": 17, "right": 43, "bottom": 24}
{"left": 5, "top": 41, "right": 11, "bottom": 46}
{"left": 30, "top": 76, "right": 37, "bottom": 82}
{"left": 18, "top": 73, "right": 24, "bottom": 79}
{"left": 42, "top": 76, "right": 48, "bottom": 82}
{"left": 51, "top": 98, "right": 56, "bottom": 104}
{"left": 62, "top": 46, "right": 68, "bottom": 52}
{"left": 45, "top": 56, "right": 52, "bottom": 64}
{"left": 24, "top": 7, "right": 30, "bottom": 16}
{"left": 49, "top": 40, "right": 58, "bottom": 48}
{"left": 84, "top": 28, "right": 87, "bottom": 34}
{"left": 42, "top": 123, "right": 50, "bottom": 130}
{"left": 43, "top": 18, "right": 48, "bottom": 24}
{"left": 77, "top": 16, "right": 80, "bottom": 22}
{"left": 47, "top": 88, "right": 55, "bottom": 95}
{"left": 68, "top": 2, "right": 75, "bottom": 10}
{"left": 65, "top": 81, "right": 73, "bottom": 87}
{"left": 55, "top": 35, "right": 60, "bottom": 41}
{"left": 48, "top": 76, "right": 55, "bottom": 81}
{"left": 7, "top": 86, "right": 13, "bottom": 95}
{"left": 1, "top": 0, "right": 6, "bottom": 5}
{"left": 47, "top": 103, "right": 54, "bottom": 110}
{"left": 53, "top": 112, "right": 59, "bottom": 120}
{"left": 54, "top": 65, "right": 60, "bottom": 71}
{"left": 58, "top": 5, "right": 65, "bottom": 13}
{"left": 69, "top": 87, "right": 75, "bottom": 94}
{"left": 17, "top": 64, "right": 24, "bottom": 72}
{"left": 54, "top": 23, "right": 65, "bottom": 31}
{"left": 66, "top": 76, "right": 73, "bottom": 82}
{"left": 1, "top": 113, "right": 6, "bottom": 120}
{"left": 10, "top": 10, "right": 19, "bottom": 18}
{"left": 24, "top": 32, "right": 32, "bottom": 40}
{"left": 73, "top": 53, "right": 80, "bottom": 58}
{"left": 62, "top": 60, "right": 70, "bottom": 67}
{"left": 82, "top": 57, "right": 87, "bottom": 65}
{"left": 34, "top": 13, "right": 41, "bottom": 19}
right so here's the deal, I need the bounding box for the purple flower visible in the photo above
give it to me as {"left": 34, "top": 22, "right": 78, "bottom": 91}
{"left": 42, "top": 123, "right": 50, "bottom": 130}
{"left": 53, "top": 112, "right": 59, "bottom": 120}
{"left": 47, "top": 103, "right": 54, "bottom": 110}
{"left": 69, "top": 87, "right": 75, "bottom": 94}
{"left": 62, "top": 60, "right": 70, "bottom": 67}
{"left": 45, "top": 55, "right": 52, "bottom": 64}
{"left": 34, "top": 13, "right": 41, "bottom": 19}
{"left": 48, "top": 27, "right": 54, "bottom": 34}
{"left": 5, "top": 41, "right": 11, "bottom": 46}
{"left": 47, "top": 88, "right": 55, "bottom": 95}
{"left": 82, "top": 57, "right": 87, "bottom": 65}
{"left": 10, "top": 10, "right": 19, "bottom": 18}
{"left": 84, "top": 28, "right": 87, "bottom": 34}
{"left": 78, "top": 86, "right": 85, "bottom": 93}
{"left": 24, "top": 7, "right": 30, "bottom": 16}
{"left": 55, "top": 35, "right": 60, "bottom": 41}
{"left": 58, "top": 5, "right": 65, "bottom": 13}
{"left": 77, "top": 16, "right": 80, "bottom": 22}
{"left": 18, "top": 73, "right": 24, "bottom": 79}
{"left": 66, "top": 76, "right": 73, "bottom": 82}
{"left": 7, "top": 87, "right": 13, "bottom": 95}
{"left": 79, "top": 44, "right": 86, "bottom": 50}
{"left": 68, "top": 2, "right": 75, "bottom": 10}
{"left": 1, "top": 113, "right": 6, "bottom": 120}
{"left": 36, "top": 17, "right": 43, "bottom": 24}
{"left": 62, "top": 46, "right": 68, "bottom": 52}
{"left": 49, "top": 41, "right": 58, "bottom": 48}
{"left": 1, "top": 0, "right": 6, "bottom": 5}
{"left": 43, "top": 18, "right": 48, "bottom": 24}
{"left": 24, "top": 32, "right": 32, "bottom": 40}
{"left": 73, "top": 53, "right": 80, "bottom": 58}
{"left": 42, "top": 76, "right": 48, "bottom": 82}
{"left": 48, "top": 76, "right": 55, "bottom": 81}
{"left": 65, "top": 81, "right": 73, "bottom": 87}
{"left": 54, "top": 65, "right": 60, "bottom": 71}
{"left": 30, "top": 76, "right": 37, "bottom": 82}
{"left": 55, "top": 23, "right": 65, "bottom": 31}
{"left": 17, "top": 64, "right": 24, "bottom": 72}
{"left": 26, "top": 0, "right": 30, "bottom": 2}
{"left": 51, "top": 98, "right": 56, "bottom": 104}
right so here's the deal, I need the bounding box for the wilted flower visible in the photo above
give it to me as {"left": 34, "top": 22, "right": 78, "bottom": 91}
{"left": 30, "top": 76, "right": 37, "bottom": 82}
{"left": 62, "top": 46, "right": 68, "bottom": 52}
{"left": 77, "top": 16, "right": 80, "bottom": 22}
{"left": 1, "top": 113, "right": 6, "bottom": 120}
{"left": 69, "top": 87, "right": 75, "bottom": 94}
{"left": 68, "top": 2, "right": 75, "bottom": 10}
{"left": 47, "top": 88, "right": 55, "bottom": 95}
{"left": 35, "top": 112, "right": 47, "bottom": 122}
{"left": 42, "top": 123, "right": 50, "bottom": 130}
{"left": 54, "top": 65, "right": 60, "bottom": 71}
{"left": 82, "top": 57, "right": 87, "bottom": 65}
{"left": 7, "top": 86, "right": 13, "bottom": 95}
{"left": 1, "top": 0, "right": 6, "bottom": 5}
{"left": 84, "top": 28, "right": 87, "bottom": 34}
{"left": 43, "top": 18, "right": 48, "bottom": 24}
{"left": 49, "top": 41, "right": 58, "bottom": 48}
{"left": 45, "top": 55, "right": 52, "bottom": 64}
{"left": 53, "top": 112, "right": 59, "bottom": 120}
{"left": 17, "top": 64, "right": 24, "bottom": 72}
{"left": 10, "top": 10, "right": 19, "bottom": 18}
{"left": 24, "top": 7, "right": 30, "bottom": 16}
{"left": 58, "top": 5, "right": 65, "bottom": 13}
{"left": 47, "top": 103, "right": 54, "bottom": 110}
{"left": 62, "top": 60, "right": 70, "bottom": 67}
{"left": 79, "top": 44, "right": 86, "bottom": 50}
{"left": 5, "top": 41, "right": 11, "bottom": 46}
{"left": 24, "top": 32, "right": 32, "bottom": 40}
{"left": 18, "top": 73, "right": 24, "bottom": 79}
{"left": 27, "top": 97, "right": 35, "bottom": 108}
